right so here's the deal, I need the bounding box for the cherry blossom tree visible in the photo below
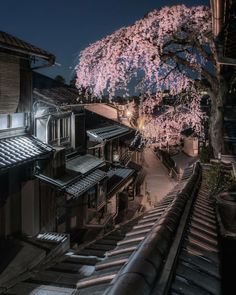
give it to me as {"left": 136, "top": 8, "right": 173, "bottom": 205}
{"left": 75, "top": 5, "right": 224, "bottom": 156}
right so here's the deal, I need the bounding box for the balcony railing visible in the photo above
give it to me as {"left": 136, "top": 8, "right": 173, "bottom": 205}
{"left": 120, "top": 150, "right": 133, "bottom": 166}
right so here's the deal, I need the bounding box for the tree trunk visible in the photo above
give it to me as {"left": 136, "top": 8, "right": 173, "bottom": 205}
{"left": 209, "top": 77, "right": 226, "bottom": 158}
{"left": 210, "top": 98, "right": 223, "bottom": 157}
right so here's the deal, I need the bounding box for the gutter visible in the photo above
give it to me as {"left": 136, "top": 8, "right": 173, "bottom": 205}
{"left": 35, "top": 172, "right": 82, "bottom": 190}
{"left": 87, "top": 130, "right": 133, "bottom": 143}
{"left": 0, "top": 44, "right": 55, "bottom": 69}
{"left": 45, "top": 114, "right": 51, "bottom": 144}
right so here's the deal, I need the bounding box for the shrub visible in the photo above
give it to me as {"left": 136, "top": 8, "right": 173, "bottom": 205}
{"left": 205, "top": 164, "right": 234, "bottom": 196}
{"left": 199, "top": 145, "right": 214, "bottom": 163}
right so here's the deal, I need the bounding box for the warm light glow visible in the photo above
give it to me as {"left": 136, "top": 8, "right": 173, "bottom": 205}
{"left": 113, "top": 151, "right": 120, "bottom": 162}
{"left": 126, "top": 110, "right": 131, "bottom": 117}
{"left": 137, "top": 116, "right": 146, "bottom": 131}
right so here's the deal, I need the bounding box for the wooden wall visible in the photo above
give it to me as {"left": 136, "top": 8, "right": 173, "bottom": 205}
{"left": 0, "top": 53, "right": 20, "bottom": 114}
{"left": 18, "top": 58, "right": 32, "bottom": 113}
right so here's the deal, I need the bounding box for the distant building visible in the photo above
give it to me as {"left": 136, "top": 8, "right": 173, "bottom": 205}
{"left": 32, "top": 75, "right": 145, "bottom": 237}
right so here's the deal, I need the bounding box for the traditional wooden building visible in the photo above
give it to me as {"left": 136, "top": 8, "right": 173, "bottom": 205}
{"left": 211, "top": 0, "right": 236, "bottom": 162}
{"left": 85, "top": 109, "right": 143, "bottom": 165}
{"left": 85, "top": 111, "right": 145, "bottom": 217}
{"left": 0, "top": 31, "right": 145, "bottom": 242}
{"left": 32, "top": 76, "right": 140, "bottom": 236}
{"left": 0, "top": 31, "right": 55, "bottom": 238}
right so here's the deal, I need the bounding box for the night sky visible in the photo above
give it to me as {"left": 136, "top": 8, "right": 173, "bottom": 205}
{"left": 0, "top": 0, "right": 209, "bottom": 83}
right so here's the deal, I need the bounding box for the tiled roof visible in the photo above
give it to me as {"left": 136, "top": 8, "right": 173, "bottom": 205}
{"left": 75, "top": 189, "right": 186, "bottom": 293}
{"left": 34, "top": 88, "right": 78, "bottom": 105}
{"left": 101, "top": 166, "right": 200, "bottom": 294}
{"left": 159, "top": 177, "right": 221, "bottom": 295}
{"left": 7, "top": 283, "right": 76, "bottom": 295}
{"left": 4, "top": 165, "right": 222, "bottom": 295}
{"left": 107, "top": 168, "right": 134, "bottom": 179}
{"left": 66, "top": 154, "right": 104, "bottom": 175}
{"left": 0, "top": 31, "right": 55, "bottom": 61}
{"left": 107, "top": 168, "right": 134, "bottom": 196}
{"left": 36, "top": 232, "right": 68, "bottom": 244}
{"left": 33, "top": 73, "right": 79, "bottom": 105}
{"left": 85, "top": 104, "right": 119, "bottom": 122}
{"left": 66, "top": 169, "right": 107, "bottom": 199}
{"left": 75, "top": 165, "right": 221, "bottom": 295}
{"left": 0, "top": 135, "right": 53, "bottom": 172}
{"left": 6, "top": 216, "right": 140, "bottom": 294}
{"left": 87, "top": 125, "right": 131, "bottom": 142}
{"left": 127, "top": 161, "right": 142, "bottom": 172}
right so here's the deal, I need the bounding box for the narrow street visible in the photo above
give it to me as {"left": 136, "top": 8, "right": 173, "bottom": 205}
{"left": 141, "top": 147, "right": 176, "bottom": 207}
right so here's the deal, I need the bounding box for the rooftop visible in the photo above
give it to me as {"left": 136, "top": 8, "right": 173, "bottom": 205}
{"left": 0, "top": 31, "right": 55, "bottom": 62}
{"left": 4, "top": 165, "right": 223, "bottom": 295}
{"left": 66, "top": 169, "right": 107, "bottom": 199}
{"left": 87, "top": 124, "right": 131, "bottom": 143}
{"left": 107, "top": 167, "right": 135, "bottom": 197}
{"left": 85, "top": 104, "right": 119, "bottom": 122}
{"left": 66, "top": 154, "right": 104, "bottom": 175}
{"left": 33, "top": 72, "right": 79, "bottom": 106}
{"left": 0, "top": 135, "right": 53, "bottom": 173}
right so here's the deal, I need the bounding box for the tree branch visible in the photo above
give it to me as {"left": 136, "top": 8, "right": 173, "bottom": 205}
{"left": 160, "top": 50, "right": 218, "bottom": 90}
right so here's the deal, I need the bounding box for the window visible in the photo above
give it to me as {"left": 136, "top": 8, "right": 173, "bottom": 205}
{"left": 49, "top": 117, "right": 71, "bottom": 146}
{"left": 0, "top": 113, "right": 28, "bottom": 130}
{"left": 97, "top": 181, "right": 106, "bottom": 209}
{"left": 87, "top": 187, "right": 97, "bottom": 209}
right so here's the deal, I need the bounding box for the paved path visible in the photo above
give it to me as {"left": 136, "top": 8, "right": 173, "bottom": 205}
{"left": 141, "top": 147, "right": 176, "bottom": 208}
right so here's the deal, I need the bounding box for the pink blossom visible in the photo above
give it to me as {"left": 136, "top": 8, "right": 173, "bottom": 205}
{"left": 76, "top": 5, "right": 212, "bottom": 146}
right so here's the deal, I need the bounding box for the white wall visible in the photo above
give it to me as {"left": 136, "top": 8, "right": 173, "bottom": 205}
{"left": 184, "top": 137, "right": 199, "bottom": 157}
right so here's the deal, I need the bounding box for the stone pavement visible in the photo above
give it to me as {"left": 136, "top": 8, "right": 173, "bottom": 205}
{"left": 171, "top": 151, "right": 198, "bottom": 175}
{"left": 141, "top": 147, "right": 176, "bottom": 208}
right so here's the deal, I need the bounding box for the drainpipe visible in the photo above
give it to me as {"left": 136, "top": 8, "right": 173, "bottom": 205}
{"left": 31, "top": 58, "right": 55, "bottom": 70}
{"left": 45, "top": 115, "right": 52, "bottom": 144}
{"left": 102, "top": 140, "right": 107, "bottom": 161}
{"left": 31, "top": 54, "right": 55, "bottom": 70}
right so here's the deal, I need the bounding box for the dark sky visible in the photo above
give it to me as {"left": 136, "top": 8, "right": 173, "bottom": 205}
{"left": 0, "top": 0, "right": 209, "bottom": 83}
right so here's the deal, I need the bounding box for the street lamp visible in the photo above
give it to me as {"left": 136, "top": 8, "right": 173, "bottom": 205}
{"left": 126, "top": 110, "right": 132, "bottom": 120}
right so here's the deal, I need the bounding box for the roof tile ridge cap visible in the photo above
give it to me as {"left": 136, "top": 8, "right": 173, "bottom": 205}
{"left": 104, "top": 164, "right": 200, "bottom": 295}
{"left": 0, "top": 30, "right": 54, "bottom": 59}
{"left": 75, "top": 213, "right": 145, "bottom": 253}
